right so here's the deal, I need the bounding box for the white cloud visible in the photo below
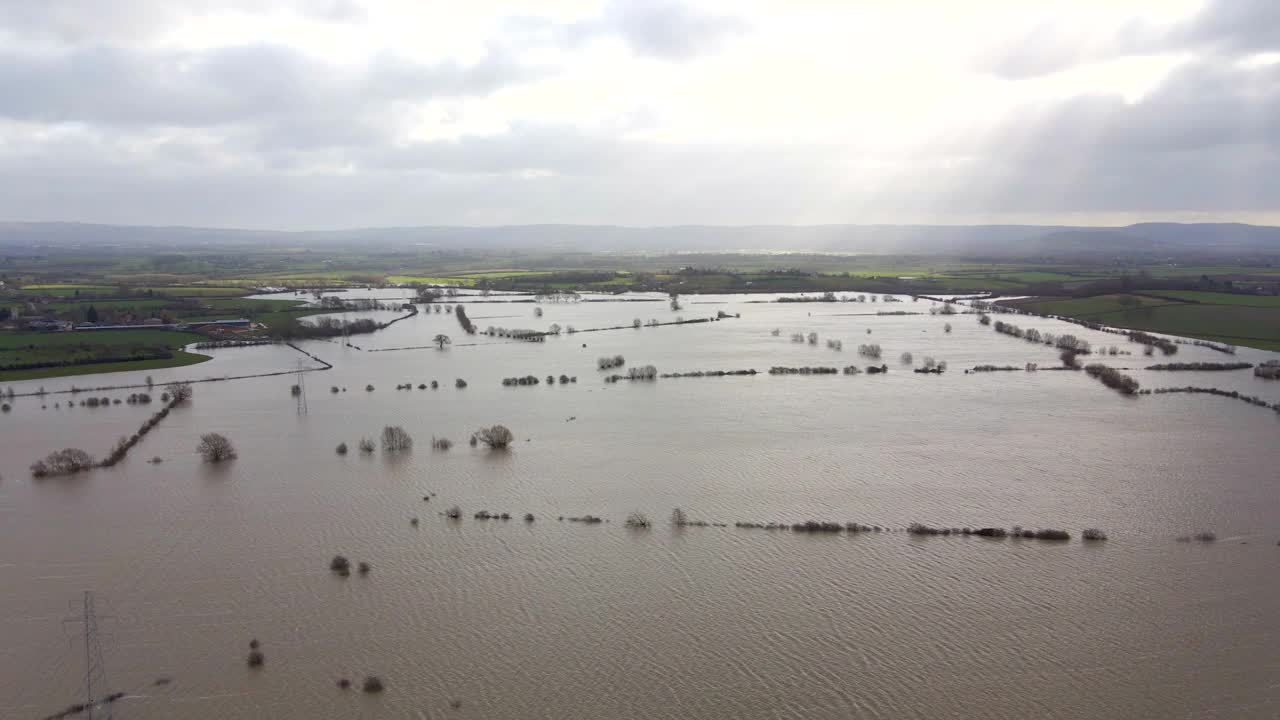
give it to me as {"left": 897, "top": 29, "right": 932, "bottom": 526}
{"left": 0, "top": 0, "right": 1277, "bottom": 228}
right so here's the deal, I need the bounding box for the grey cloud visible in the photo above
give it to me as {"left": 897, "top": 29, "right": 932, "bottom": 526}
{"left": 1175, "top": 0, "right": 1280, "bottom": 54}
{"left": 984, "top": 60, "right": 1280, "bottom": 158}
{"left": 0, "top": 43, "right": 538, "bottom": 128}
{"left": 978, "top": 0, "right": 1280, "bottom": 79}
{"left": 506, "top": 0, "right": 747, "bottom": 60}
{"left": 356, "top": 124, "right": 627, "bottom": 174}
{"left": 0, "top": 0, "right": 363, "bottom": 42}
{"left": 596, "top": 0, "right": 748, "bottom": 59}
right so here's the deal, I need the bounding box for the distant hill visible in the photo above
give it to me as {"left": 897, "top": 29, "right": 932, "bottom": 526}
{"left": 2, "top": 221, "right": 1279, "bottom": 257}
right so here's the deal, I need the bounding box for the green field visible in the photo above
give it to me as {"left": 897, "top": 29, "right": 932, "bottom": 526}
{"left": 18, "top": 284, "right": 118, "bottom": 297}
{"left": 0, "top": 350, "right": 210, "bottom": 382}
{"left": 1142, "top": 291, "right": 1280, "bottom": 307}
{"left": 145, "top": 285, "right": 249, "bottom": 296}
{"left": 385, "top": 275, "right": 479, "bottom": 286}
{"left": 0, "top": 329, "right": 209, "bottom": 381}
{"left": 1006, "top": 292, "right": 1280, "bottom": 352}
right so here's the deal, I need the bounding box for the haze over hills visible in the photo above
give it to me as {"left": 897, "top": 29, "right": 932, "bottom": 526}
{"left": 2, "top": 221, "right": 1279, "bottom": 257}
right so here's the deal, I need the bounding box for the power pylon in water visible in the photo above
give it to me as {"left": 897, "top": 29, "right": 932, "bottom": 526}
{"left": 62, "top": 590, "right": 111, "bottom": 719}
{"left": 295, "top": 359, "right": 309, "bottom": 415}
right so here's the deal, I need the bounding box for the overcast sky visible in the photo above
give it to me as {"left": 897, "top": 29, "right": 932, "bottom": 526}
{"left": 0, "top": 0, "right": 1277, "bottom": 229}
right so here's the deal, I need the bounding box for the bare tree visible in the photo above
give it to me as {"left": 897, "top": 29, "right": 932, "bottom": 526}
{"left": 381, "top": 426, "right": 413, "bottom": 452}
{"left": 196, "top": 433, "right": 236, "bottom": 463}
{"left": 30, "top": 448, "right": 95, "bottom": 477}
{"left": 168, "top": 381, "right": 193, "bottom": 404}
{"left": 625, "top": 512, "right": 651, "bottom": 528}
{"left": 475, "top": 425, "right": 514, "bottom": 449}
{"left": 433, "top": 334, "right": 451, "bottom": 350}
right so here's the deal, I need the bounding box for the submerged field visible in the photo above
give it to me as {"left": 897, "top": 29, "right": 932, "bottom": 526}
{"left": 2, "top": 291, "right": 1279, "bottom": 719}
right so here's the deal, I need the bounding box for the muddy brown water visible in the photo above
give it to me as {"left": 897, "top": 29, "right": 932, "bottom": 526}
{"left": 2, "top": 294, "right": 1279, "bottom": 719}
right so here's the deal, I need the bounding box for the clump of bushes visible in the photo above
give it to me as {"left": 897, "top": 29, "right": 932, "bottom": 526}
{"left": 598, "top": 355, "right": 625, "bottom": 370}
{"left": 1255, "top": 361, "right": 1280, "bottom": 379}
{"left": 1082, "top": 528, "right": 1108, "bottom": 541}
{"left": 857, "top": 343, "right": 882, "bottom": 359}
{"left": 625, "top": 512, "right": 651, "bottom": 528}
{"left": 474, "top": 425, "right": 514, "bottom": 448}
{"left": 455, "top": 378, "right": 467, "bottom": 389}
{"left": 336, "top": 442, "right": 348, "bottom": 455}
{"left": 362, "top": 676, "right": 384, "bottom": 693}
{"left": 1149, "top": 362, "right": 1251, "bottom": 372}
{"left": 247, "top": 649, "right": 264, "bottom": 667}
{"left": 1084, "top": 364, "right": 1140, "bottom": 395}
{"left": 770, "top": 366, "right": 838, "bottom": 375}
{"left": 792, "top": 520, "right": 843, "bottom": 533}
{"left": 432, "top": 437, "right": 453, "bottom": 450}
{"left": 30, "top": 448, "right": 95, "bottom": 478}
{"left": 358, "top": 437, "right": 376, "bottom": 454}
{"left": 330, "top": 555, "right": 351, "bottom": 576}
{"left": 503, "top": 375, "right": 541, "bottom": 386}
{"left": 1127, "top": 330, "right": 1177, "bottom": 355}
{"left": 365, "top": 384, "right": 374, "bottom": 392}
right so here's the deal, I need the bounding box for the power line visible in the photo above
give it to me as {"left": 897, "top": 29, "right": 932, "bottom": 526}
{"left": 62, "top": 590, "right": 113, "bottom": 719}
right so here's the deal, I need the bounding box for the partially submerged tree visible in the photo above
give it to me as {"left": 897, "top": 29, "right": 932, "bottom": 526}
{"left": 433, "top": 334, "right": 451, "bottom": 350}
{"left": 625, "top": 512, "right": 651, "bottom": 528}
{"left": 474, "top": 425, "right": 514, "bottom": 449}
{"left": 671, "top": 508, "right": 688, "bottom": 527}
{"left": 381, "top": 426, "right": 413, "bottom": 452}
{"left": 196, "top": 433, "right": 236, "bottom": 463}
{"left": 30, "top": 448, "right": 95, "bottom": 478}
{"left": 167, "top": 381, "right": 194, "bottom": 404}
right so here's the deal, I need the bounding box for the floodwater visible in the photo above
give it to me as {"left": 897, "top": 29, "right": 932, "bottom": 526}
{"left": 2, "top": 294, "right": 1279, "bottom": 719}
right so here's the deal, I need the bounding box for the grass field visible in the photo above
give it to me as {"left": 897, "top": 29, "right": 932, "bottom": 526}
{"left": 0, "top": 350, "right": 210, "bottom": 382}
{"left": 145, "top": 285, "right": 249, "bottom": 296}
{"left": 1006, "top": 292, "right": 1280, "bottom": 352}
{"left": 385, "top": 275, "right": 478, "bottom": 286}
{"left": 18, "top": 284, "right": 118, "bottom": 297}
{"left": 1142, "top": 291, "right": 1280, "bottom": 307}
{"left": 0, "top": 329, "right": 209, "bottom": 381}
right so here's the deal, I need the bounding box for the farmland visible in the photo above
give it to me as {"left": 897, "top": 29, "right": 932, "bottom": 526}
{"left": 1003, "top": 292, "right": 1280, "bottom": 352}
